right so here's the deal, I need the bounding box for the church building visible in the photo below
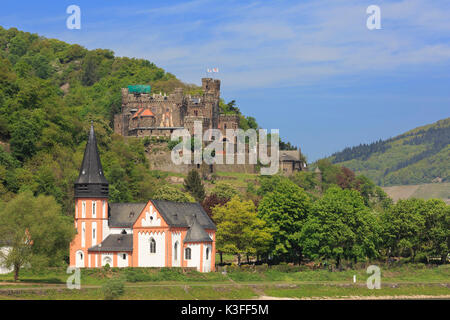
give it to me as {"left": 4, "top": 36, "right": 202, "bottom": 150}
{"left": 69, "top": 124, "right": 216, "bottom": 272}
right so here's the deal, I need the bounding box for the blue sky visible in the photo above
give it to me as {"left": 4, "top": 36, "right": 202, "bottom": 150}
{"left": 1, "top": 0, "right": 449, "bottom": 161}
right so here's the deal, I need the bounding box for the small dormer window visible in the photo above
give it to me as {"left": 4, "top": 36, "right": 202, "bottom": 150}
{"left": 121, "top": 229, "right": 127, "bottom": 234}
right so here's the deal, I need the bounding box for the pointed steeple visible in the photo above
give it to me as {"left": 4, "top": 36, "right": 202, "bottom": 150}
{"left": 74, "top": 122, "right": 109, "bottom": 198}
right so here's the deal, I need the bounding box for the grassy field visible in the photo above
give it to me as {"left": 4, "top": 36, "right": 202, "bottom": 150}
{"left": 382, "top": 182, "right": 450, "bottom": 204}
{"left": 0, "top": 264, "right": 448, "bottom": 300}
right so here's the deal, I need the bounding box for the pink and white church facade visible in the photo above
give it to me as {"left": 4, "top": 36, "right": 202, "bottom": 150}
{"left": 69, "top": 124, "right": 216, "bottom": 272}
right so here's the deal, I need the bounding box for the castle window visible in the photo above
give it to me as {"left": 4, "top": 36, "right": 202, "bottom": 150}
{"left": 122, "top": 254, "right": 127, "bottom": 260}
{"left": 206, "top": 247, "right": 209, "bottom": 260}
{"left": 194, "top": 110, "right": 198, "bottom": 116}
{"left": 149, "top": 238, "right": 156, "bottom": 253}
{"left": 185, "top": 247, "right": 191, "bottom": 260}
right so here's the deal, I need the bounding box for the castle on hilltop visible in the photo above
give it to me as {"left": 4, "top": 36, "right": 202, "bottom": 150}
{"left": 114, "top": 78, "right": 239, "bottom": 138}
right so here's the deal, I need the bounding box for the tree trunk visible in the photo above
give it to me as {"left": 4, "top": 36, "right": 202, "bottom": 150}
{"left": 220, "top": 252, "right": 223, "bottom": 264}
{"left": 14, "top": 264, "right": 20, "bottom": 282}
{"left": 237, "top": 254, "right": 241, "bottom": 266}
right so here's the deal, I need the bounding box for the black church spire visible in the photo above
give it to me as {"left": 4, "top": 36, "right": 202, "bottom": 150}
{"left": 74, "top": 123, "right": 109, "bottom": 198}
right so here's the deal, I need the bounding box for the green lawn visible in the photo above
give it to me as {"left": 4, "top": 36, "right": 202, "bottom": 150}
{"left": 0, "top": 264, "right": 448, "bottom": 300}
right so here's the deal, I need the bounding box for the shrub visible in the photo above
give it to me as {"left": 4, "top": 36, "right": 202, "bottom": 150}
{"left": 102, "top": 278, "right": 125, "bottom": 300}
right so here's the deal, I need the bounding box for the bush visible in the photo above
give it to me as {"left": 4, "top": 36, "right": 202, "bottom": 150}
{"left": 102, "top": 278, "right": 125, "bottom": 300}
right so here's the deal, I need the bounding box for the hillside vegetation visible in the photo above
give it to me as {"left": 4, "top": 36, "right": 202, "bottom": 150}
{"left": 328, "top": 118, "right": 450, "bottom": 186}
{"left": 0, "top": 26, "right": 270, "bottom": 213}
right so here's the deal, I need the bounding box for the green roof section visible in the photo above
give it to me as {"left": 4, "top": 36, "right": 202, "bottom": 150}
{"left": 128, "top": 85, "right": 151, "bottom": 94}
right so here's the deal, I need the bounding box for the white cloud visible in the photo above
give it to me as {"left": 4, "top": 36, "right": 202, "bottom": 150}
{"left": 46, "top": 0, "right": 450, "bottom": 89}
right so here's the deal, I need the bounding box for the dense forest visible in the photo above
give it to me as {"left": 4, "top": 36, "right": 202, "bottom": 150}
{"left": 328, "top": 118, "right": 450, "bottom": 186}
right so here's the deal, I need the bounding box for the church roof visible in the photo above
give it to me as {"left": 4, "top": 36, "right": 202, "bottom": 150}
{"left": 74, "top": 123, "right": 109, "bottom": 198}
{"left": 184, "top": 215, "right": 213, "bottom": 243}
{"left": 88, "top": 234, "right": 133, "bottom": 252}
{"left": 151, "top": 200, "right": 216, "bottom": 230}
{"left": 108, "top": 202, "right": 147, "bottom": 228}
{"left": 107, "top": 200, "right": 216, "bottom": 231}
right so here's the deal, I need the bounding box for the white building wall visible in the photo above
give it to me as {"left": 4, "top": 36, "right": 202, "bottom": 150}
{"left": 171, "top": 232, "right": 181, "bottom": 267}
{"left": 203, "top": 244, "right": 212, "bottom": 272}
{"left": 102, "top": 220, "right": 111, "bottom": 241}
{"left": 137, "top": 231, "right": 165, "bottom": 267}
{"left": 117, "top": 252, "right": 129, "bottom": 267}
{"left": 186, "top": 244, "right": 201, "bottom": 271}
{"left": 0, "top": 247, "right": 12, "bottom": 274}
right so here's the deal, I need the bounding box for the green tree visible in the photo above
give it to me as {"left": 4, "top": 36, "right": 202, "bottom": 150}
{"left": 0, "top": 191, "right": 75, "bottom": 281}
{"left": 213, "top": 196, "right": 272, "bottom": 264}
{"left": 153, "top": 185, "right": 195, "bottom": 203}
{"left": 300, "top": 187, "right": 380, "bottom": 268}
{"left": 210, "top": 182, "right": 240, "bottom": 200}
{"left": 184, "top": 169, "right": 205, "bottom": 202}
{"left": 257, "top": 179, "right": 311, "bottom": 263}
{"left": 422, "top": 199, "right": 449, "bottom": 263}
{"left": 380, "top": 199, "right": 427, "bottom": 260}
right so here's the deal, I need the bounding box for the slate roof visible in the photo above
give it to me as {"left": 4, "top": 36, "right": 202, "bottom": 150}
{"left": 151, "top": 200, "right": 216, "bottom": 230}
{"left": 75, "top": 123, "right": 108, "bottom": 185}
{"left": 108, "top": 202, "right": 147, "bottom": 228}
{"left": 88, "top": 234, "right": 133, "bottom": 252}
{"left": 74, "top": 123, "right": 109, "bottom": 198}
{"left": 184, "top": 216, "right": 213, "bottom": 243}
{"left": 107, "top": 200, "right": 216, "bottom": 231}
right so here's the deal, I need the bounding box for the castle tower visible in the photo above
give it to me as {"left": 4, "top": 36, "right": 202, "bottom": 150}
{"left": 201, "top": 78, "right": 221, "bottom": 130}
{"left": 70, "top": 123, "right": 109, "bottom": 268}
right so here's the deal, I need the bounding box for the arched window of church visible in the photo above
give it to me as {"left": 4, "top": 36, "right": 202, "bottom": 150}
{"left": 206, "top": 247, "right": 209, "bottom": 260}
{"left": 185, "top": 247, "right": 191, "bottom": 260}
{"left": 174, "top": 241, "right": 178, "bottom": 260}
{"left": 149, "top": 238, "right": 156, "bottom": 253}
